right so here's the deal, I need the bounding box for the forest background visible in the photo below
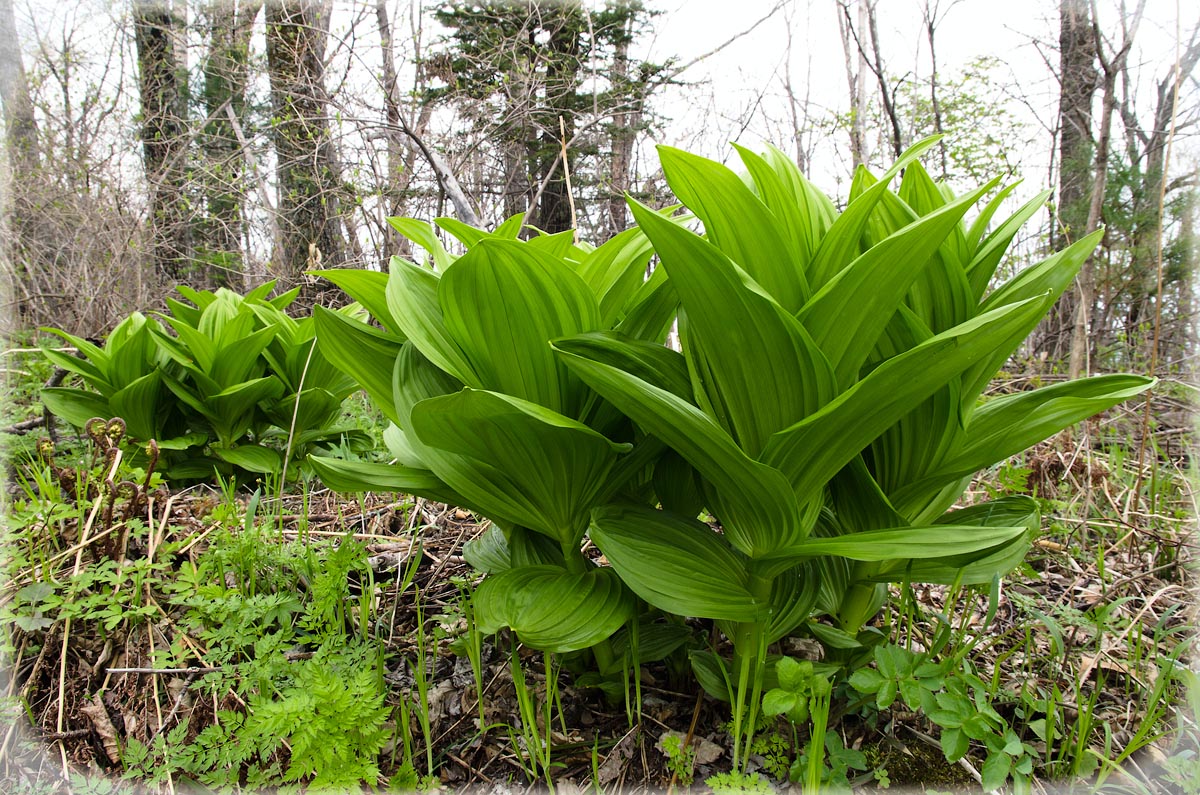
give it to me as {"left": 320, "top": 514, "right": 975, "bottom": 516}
{"left": 0, "top": 0, "right": 1195, "bottom": 380}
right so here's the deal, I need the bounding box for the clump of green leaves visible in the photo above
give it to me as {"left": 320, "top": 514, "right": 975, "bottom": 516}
{"left": 310, "top": 141, "right": 1154, "bottom": 781}
{"left": 850, "top": 643, "right": 1036, "bottom": 792}
{"left": 39, "top": 282, "right": 369, "bottom": 482}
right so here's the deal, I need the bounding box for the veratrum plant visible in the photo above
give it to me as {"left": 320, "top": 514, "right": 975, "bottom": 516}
{"left": 41, "top": 312, "right": 180, "bottom": 445}
{"left": 40, "top": 282, "right": 365, "bottom": 482}
{"left": 552, "top": 138, "right": 1152, "bottom": 767}
{"left": 310, "top": 214, "right": 682, "bottom": 660}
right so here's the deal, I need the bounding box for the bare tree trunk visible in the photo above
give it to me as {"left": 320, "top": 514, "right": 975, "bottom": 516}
{"left": 376, "top": 0, "right": 403, "bottom": 251}
{"left": 133, "top": 0, "right": 191, "bottom": 282}
{"left": 1036, "top": 0, "right": 1098, "bottom": 361}
{"left": 201, "top": 0, "right": 261, "bottom": 286}
{"left": 534, "top": 6, "right": 581, "bottom": 234}
{"left": 0, "top": 0, "right": 37, "bottom": 174}
{"left": 0, "top": 0, "right": 40, "bottom": 327}
{"left": 1067, "top": 0, "right": 1145, "bottom": 379}
{"left": 922, "top": 0, "right": 962, "bottom": 179}
{"left": 265, "top": 0, "right": 343, "bottom": 285}
{"left": 605, "top": 3, "right": 641, "bottom": 237}
{"left": 836, "top": 0, "right": 868, "bottom": 167}
{"left": 864, "top": 0, "right": 903, "bottom": 160}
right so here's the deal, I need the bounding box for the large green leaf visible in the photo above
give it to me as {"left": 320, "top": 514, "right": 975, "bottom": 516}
{"left": 891, "top": 375, "right": 1155, "bottom": 514}
{"left": 436, "top": 216, "right": 489, "bottom": 248}
{"left": 798, "top": 182, "right": 989, "bottom": 387}
{"left": 589, "top": 504, "right": 764, "bottom": 622}
{"left": 556, "top": 339, "right": 802, "bottom": 557}
{"left": 474, "top": 565, "right": 635, "bottom": 652}
{"left": 212, "top": 444, "right": 282, "bottom": 474}
{"left": 805, "top": 136, "right": 941, "bottom": 290}
{"left": 762, "top": 523, "right": 1028, "bottom": 565}
{"left": 734, "top": 144, "right": 817, "bottom": 274}
{"left": 307, "top": 455, "right": 460, "bottom": 504}
{"left": 108, "top": 370, "right": 164, "bottom": 441}
{"left": 387, "top": 217, "right": 453, "bottom": 271}
{"left": 316, "top": 269, "right": 405, "bottom": 337}
{"left": 961, "top": 230, "right": 1102, "bottom": 404}
{"left": 40, "top": 347, "right": 111, "bottom": 394}
{"left": 630, "top": 199, "right": 836, "bottom": 457}
{"left": 385, "top": 256, "right": 478, "bottom": 385}
{"left": 41, "top": 387, "right": 112, "bottom": 429}
{"left": 658, "top": 145, "right": 807, "bottom": 313}
{"left": 575, "top": 227, "right": 655, "bottom": 326}
{"left": 210, "top": 324, "right": 276, "bottom": 389}
{"left": 871, "top": 497, "right": 1039, "bottom": 584}
{"left": 762, "top": 296, "right": 1048, "bottom": 503}
{"left": 553, "top": 331, "right": 692, "bottom": 400}
{"left": 411, "top": 389, "right": 629, "bottom": 547}
{"left": 964, "top": 190, "right": 1051, "bottom": 300}
{"left": 437, "top": 239, "right": 600, "bottom": 415}
{"left": 312, "top": 307, "right": 403, "bottom": 426}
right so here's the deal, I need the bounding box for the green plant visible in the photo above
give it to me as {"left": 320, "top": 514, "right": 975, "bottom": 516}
{"left": 704, "top": 770, "right": 775, "bottom": 794}
{"left": 762, "top": 657, "right": 834, "bottom": 791}
{"left": 309, "top": 213, "right": 678, "bottom": 662}
{"left": 659, "top": 732, "right": 697, "bottom": 786}
{"left": 550, "top": 138, "right": 1152, "bottom": 768}
{"left": 850, "top": 642, "right": 1037, "bottom": 793}
{"left": 40, "top": 312, "right": 182, "bottom": 446}
{"left": 39, "top": 281, "right": 367, "bottom": 483}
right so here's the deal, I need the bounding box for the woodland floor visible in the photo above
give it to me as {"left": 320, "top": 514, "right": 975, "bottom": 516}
{"left": 0, "top": 386, "right": 1196, "bottom": 795}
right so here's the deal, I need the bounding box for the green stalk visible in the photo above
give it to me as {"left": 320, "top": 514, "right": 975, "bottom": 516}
{"left": 805, "top": 676, "right": 832, "bottom": 794}
{"left": 729, "top": 572, "right": 774, "bottom": 773}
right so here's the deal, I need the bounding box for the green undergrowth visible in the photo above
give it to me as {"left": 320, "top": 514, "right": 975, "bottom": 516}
{"left": 0, "top": 413, "right": 1193, "bottom": 794}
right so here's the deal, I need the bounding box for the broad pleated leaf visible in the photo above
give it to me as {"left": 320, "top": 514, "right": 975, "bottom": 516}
{"left": 387, "top": 217, "right": 453, "bottom": 271}
{"left": 312, "top": 307, "right": 404, "bottom": 425}
{"left": 411, "top": 389, "right": 629, "bottom": 547}
{"left": 474, "top": 565, "right": 635, "bottom": 652}
{"left": 108, "top": 371, "right": 164, "bottom": 441}
{"left": 760, "top": 144, "right": 837, "bottom": 245}
{"left": 575, "top": 227, "right": 655, "bottom": 326}
{"left": 961, "top": 231, "right": 1102, "bottom": 404}
{"left": 554, "top": 331, "right": 692, "bottom": 400}
{"left": 493, "top": 212, "right": 526, "bottom": 238}
{"left": 872, "top": 497, "right": 1039, "bottom": 584}
{"left": 209, "top": 325, "right": 276, "bottom": 389}
{"left": 437, "top": 240, "right": 600, "bottom": 415}
{"left": 436, "top": 216, "right": 488, "bottom": 248}
{"left": 211, "top": 444, "right": 282, "bottom": 474}
{"left": 316, "top": 269, "right": 404, "bottom": 337}
{"left": 386, "top": 256, "right": 478, "bottom": 385}
{"left": 307, "top": 455, "right": 459, "bottom": 503}
{"left": 763, "top": 296, "right": 1048, "bottom": 503}
{"left": 799, "top": 182, "right": 989, "bottom": 387}
{"left": 658, "top": 146, "right": 808, "bottom": 312}
{"left": 462, "top": 524, "right": 513, "bottom": 573}
{"left": 589, "top": 504, "right": 764, "bottom": 622}
{"left": 631, "top": 199, "right": 835, "bottom": 456}
{"left": 891, "top": 374, "right": 1154, "bottom": 512}
{"left": 762, "top": 523, "right": 1028, "bottom": 566}
{"left": 40, "top": 347, "right": 110, "bottom": 394}
{"left": 734, "top": 144, "right": 817, "bottom": 273}
{"left": 527, "top": 229, "right": 578, "bottom": 259}
{"left": 806, "top": 136, "right": 941, "bottom": 289}
{"left": 41, "top": 387, "right": 112, "bottom": 428}
{"left": 615, "top": 269, "right": 679, "bottom": 342}
{"left": 964, "top": 190, "right": 1050, "bottom": 300}
{"left": 557, "top": 340, "right": 801, "bottom": 556}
